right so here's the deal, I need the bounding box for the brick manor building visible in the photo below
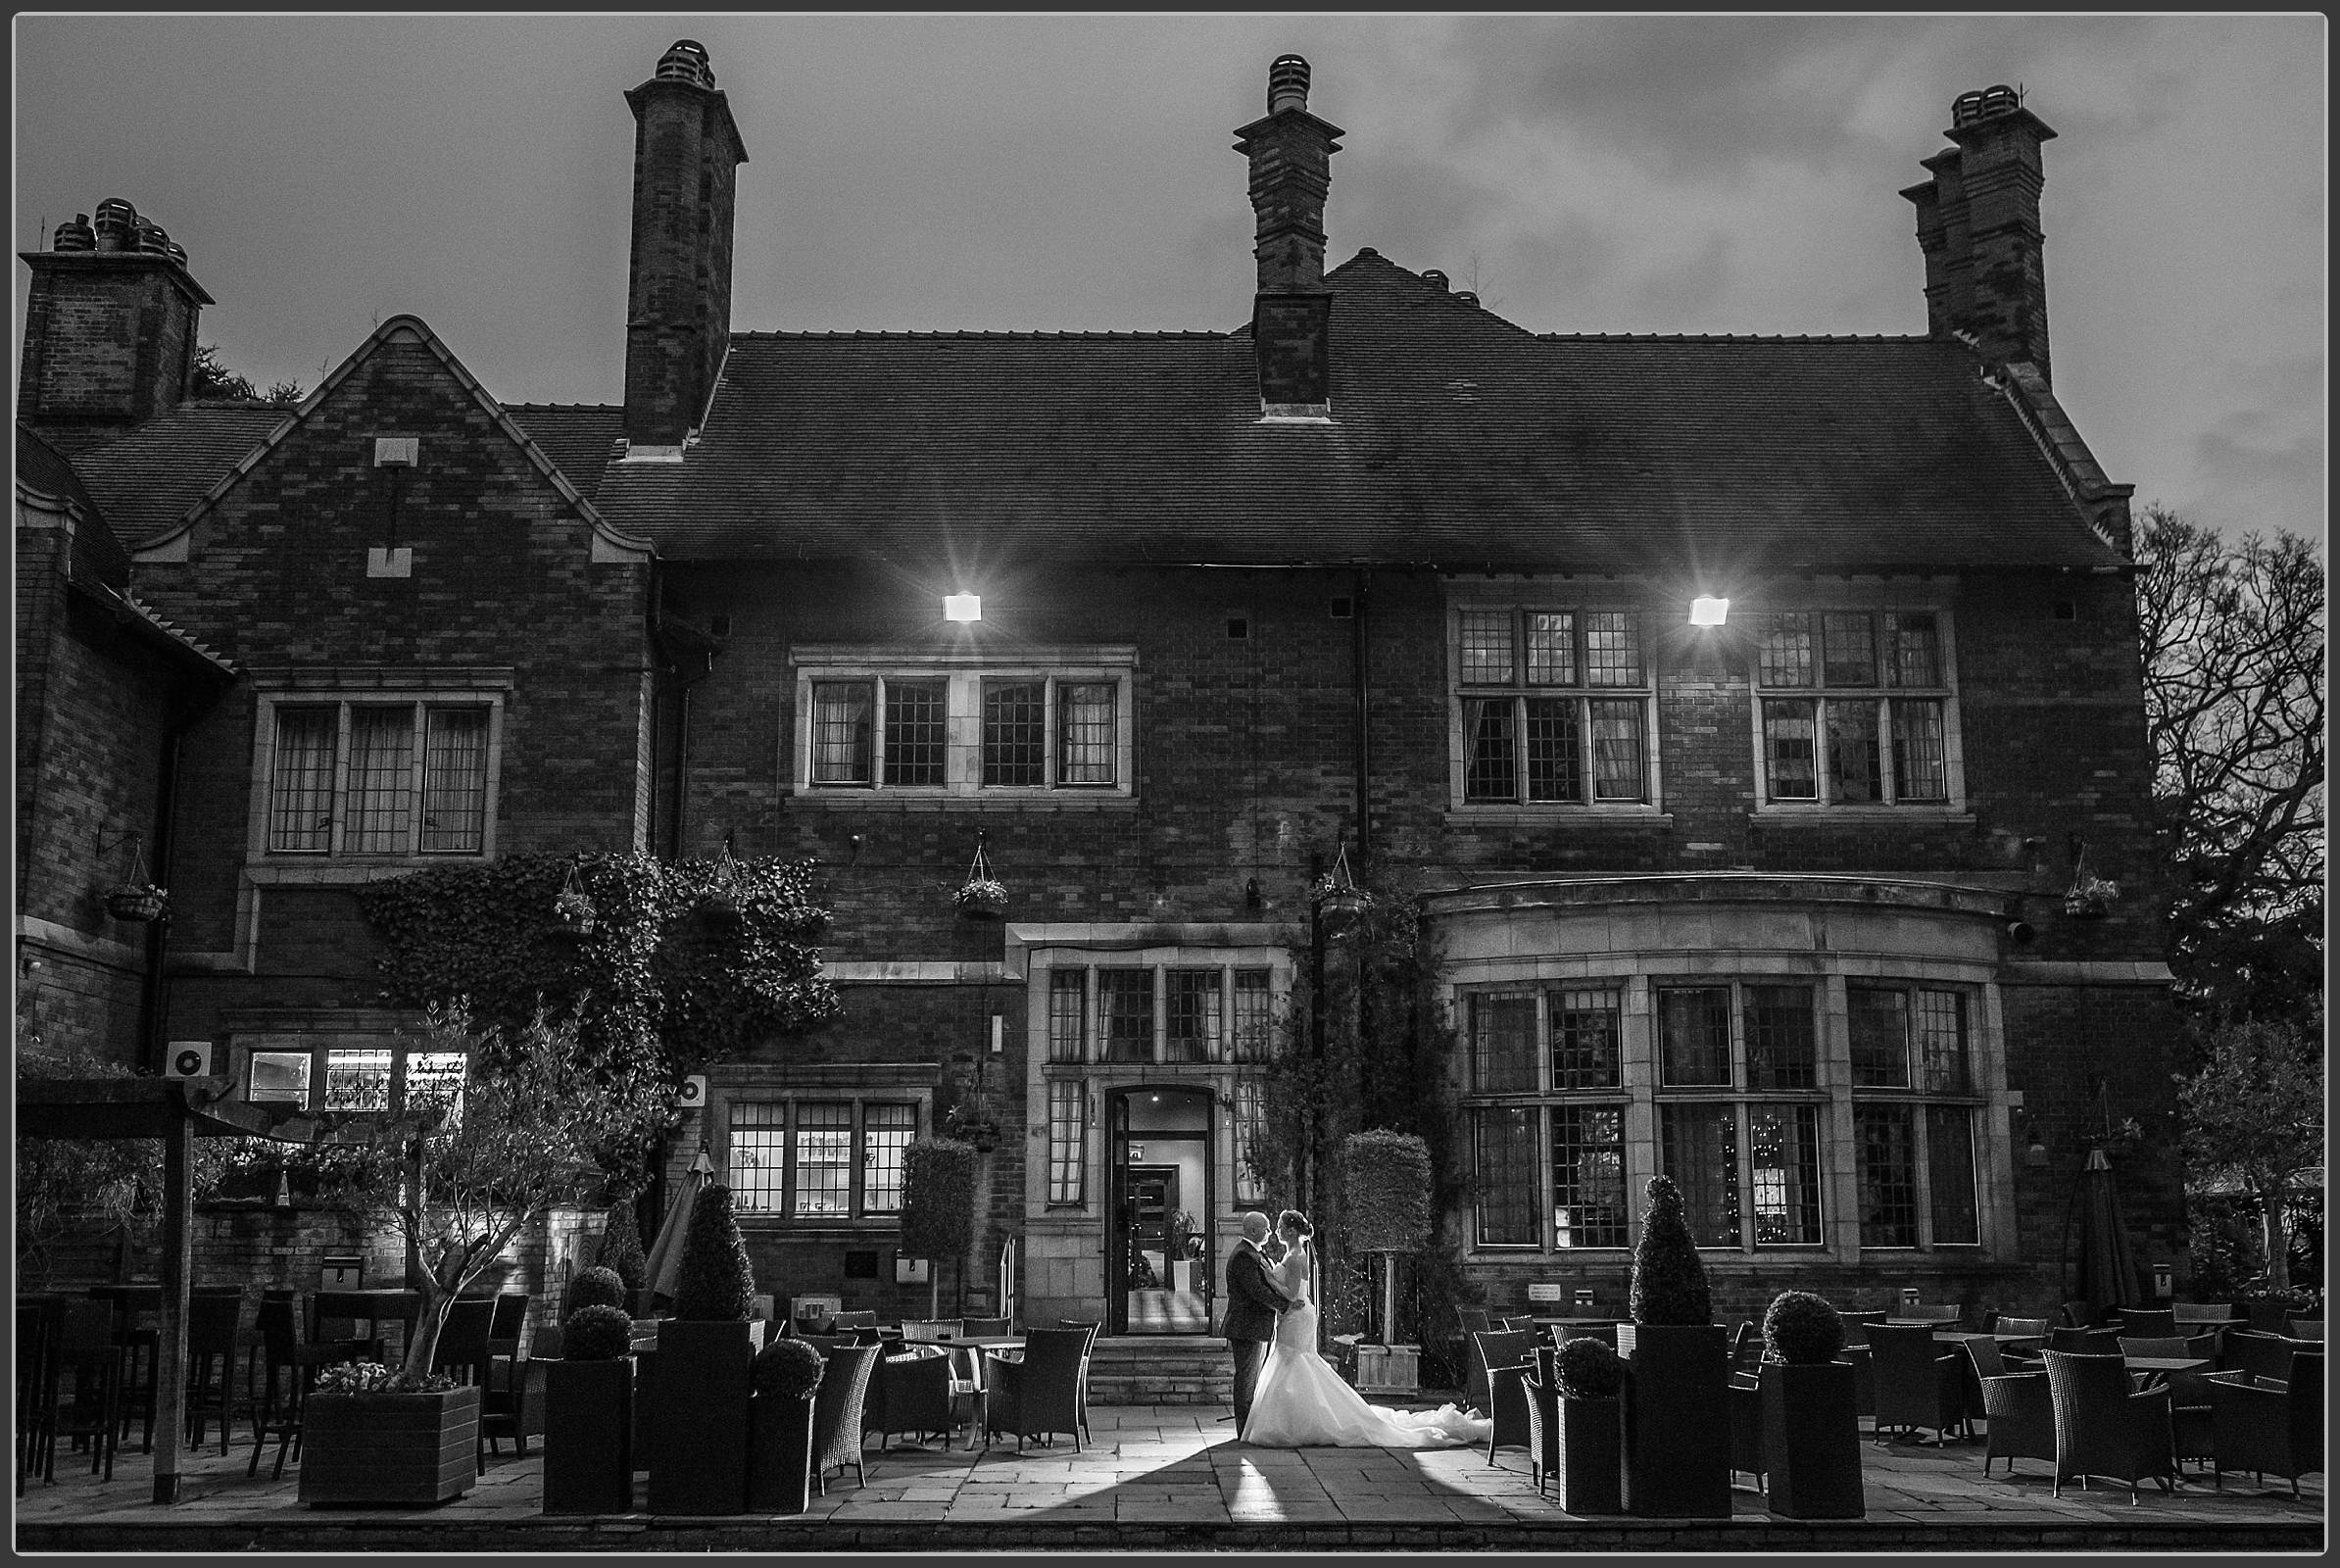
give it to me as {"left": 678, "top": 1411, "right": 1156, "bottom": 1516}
{"left": 17, "top": 45, "right": 2181, "bottom": 1336}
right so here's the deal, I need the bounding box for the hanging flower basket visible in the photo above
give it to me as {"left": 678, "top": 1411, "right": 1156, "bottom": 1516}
{"left": 105, "top": 884, "right": 169, "bottom": 923}
{"left": 700, "top": 838, "right": 746, "bottom": 929}
{"left": 2063, "top": 843, "right": 2120, "bottom": 919}
{"left": 954, "top": 835, "right": 1006, "bottom": 918}
{"left": 1312, "top": 844, "right": 1371, "bottom": 938}
{"left": 551, "top": 865, "right": 597, "bottom": 939}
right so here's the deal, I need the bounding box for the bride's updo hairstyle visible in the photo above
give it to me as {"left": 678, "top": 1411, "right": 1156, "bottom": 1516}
{"left": 1278, "top": 1209, "right": 1314, "bottom": 1239}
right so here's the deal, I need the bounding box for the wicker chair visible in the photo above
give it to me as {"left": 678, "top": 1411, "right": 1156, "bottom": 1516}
{"left": 2220, "top": 1331, "right": 2306, "bottom": 1384}
{"left": 2061, "top": 1299, "right": 2100, "bottom": 1330}
{"left": 901, "top": 1319, "right": 963, "bottom": 1343}
{"left": 2242, "top": 1301, "right": 2293, "bottom": 1336}
{"left": 1519, "top": 1368, "right": 1557, "bottom": 1495}
{"left": 1055, "top": 1319, "right": 1100, "bottom": 1444}
{"left": 1728, "top": 1320, "right": 1762, "bottom": 1376}
{"left": 1899, "top": 1304, "right": 1963, "bottom": 1326}
{"left": 2046, "top": 1326, "right": 2121, "bottom": 1356}
{"left": 809, "top": 1343, "right": 882, "bottom": 1494}
{"left": 2116, "top": 1306, "right": 2178, "bottom": 1340}
{"left": 1483, "top": 1359, "right": 1533, "bottom": 1468}
{"left": 961, "top": 1318, "right": 1013, "bottom": 1339}
{"left": 1870, "top": 1323, "right": 1967, "bottom": 1445}
{"left": 1836, "top": 1309, "right": 1888, "bottom": 1348}
{"left": 1962, "top": 1337, "right": 2053, "bottom": 1478}
{"left": 2206, "top": 1352, "right": 2324, "bottom": 1497}
{"left": 2044, "top": 1349, "right": 2174, "bottom": 1503}
{"left": 863, "top": 1346, "right": 956, "bottom": 1450}
{"left": 2287, "top": 1319, "right": 2323, "bottom": 1343}
{"left": 1471, "top": 1328, "right": 1534, "bottom": 1422}
{"left": 986, "top": 1328, "right": 1088, "bottom": 1452}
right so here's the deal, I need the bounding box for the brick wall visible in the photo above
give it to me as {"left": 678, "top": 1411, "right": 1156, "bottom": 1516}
{"left": 17, "top": 255, "right": 202, "bottom": 430}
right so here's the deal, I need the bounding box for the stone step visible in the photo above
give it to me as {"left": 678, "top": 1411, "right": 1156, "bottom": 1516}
{"left": 1084, "top": 1339, "right": 1232, "bottom": 1405}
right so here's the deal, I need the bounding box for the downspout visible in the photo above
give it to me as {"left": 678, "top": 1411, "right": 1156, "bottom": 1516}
{"left": 669, "top": 653, "right": 713, "bottom": 859}
{"left": 1351, "top": 567, "right": 1373, "bottom": 859}
{"left": 143, "top": 680, "right": 225, "bottom": 1074}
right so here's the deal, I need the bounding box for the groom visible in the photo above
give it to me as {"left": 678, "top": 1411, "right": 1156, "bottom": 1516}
{"left": 1222, "top": 1210, "right": 1293, "bottom": 1439}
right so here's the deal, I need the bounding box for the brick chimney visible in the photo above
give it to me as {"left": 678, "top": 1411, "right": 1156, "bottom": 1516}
{"left": 1902, "top": 85, "right": 2057, "bottom": 384}
{"left": 17, "top": 198, "right": 212, "bottom": 433}
{"left": 622, "top": 39, "right": 749, "bottom": 455}
{"left": 1234, "top": 55, "right": 1342, "bottom": 415}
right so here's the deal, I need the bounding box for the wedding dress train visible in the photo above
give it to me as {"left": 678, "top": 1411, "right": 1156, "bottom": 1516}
{"left": 1240, "top": 1244, "right": 1490, "bottom": 1449}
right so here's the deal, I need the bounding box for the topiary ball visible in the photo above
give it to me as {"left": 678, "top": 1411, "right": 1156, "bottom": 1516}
{"left": 563, "top": 1303, "right": 635, "bottom": 1361}
{"left": 1762, "top": 1290, "right": 1845, "bottom": 1365}
{"left": 565, "top": 1265, "right": 627, "bottom": 1320}
{"left": 1555, "top": 1336, "right": 1623, "bottom": 1399}
{"left": 753, "top": 1336, "right": 827, "bottom": 1399}
{"left": 1628, "top": 1174, "right": 1713, "bottom": 1326}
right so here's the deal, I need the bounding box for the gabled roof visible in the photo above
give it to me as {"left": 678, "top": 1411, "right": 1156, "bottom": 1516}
{"left": 134, "top": 316, "right": 651, "bottom": 563}
{"left": 61, "top": 403, "right": 289, "bottom": 546}
{"left": 590, "top": 250, "right": 2124, "bottom": 573}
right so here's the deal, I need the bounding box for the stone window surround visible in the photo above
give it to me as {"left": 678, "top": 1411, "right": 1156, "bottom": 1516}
{"left": 786, "top": 644, "right": 1137, "bottom": 800}
{"left": 1441, "top": 585, "right": 1665, "bottom": 817}
{"left": 704, "top": 1061, "right": 934, "bottom": 1234}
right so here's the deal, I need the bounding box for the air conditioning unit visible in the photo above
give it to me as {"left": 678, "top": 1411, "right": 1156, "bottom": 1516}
{"left": 165, "top": 1041, "right": 216, "bottom": 1080}
{"left": 679, "top": 1074, "right": 707, "bottom": 1110}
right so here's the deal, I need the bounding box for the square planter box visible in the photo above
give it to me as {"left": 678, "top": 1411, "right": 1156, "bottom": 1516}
{"left": 1354, "top": 1343, "right": 1421, "bottom": 1396}
{"left": 542, "top": 1359, "right": 636, "bottom": 1515}
{"left": 1616, "top": 1322, "right": 1731, "bottom": 1518}
{"left": 1553, "top": 1393, "right": 1624, "bottom": 1516}
{"left": 647, "top": 1321, "right": 754, "bottom": 1515}
{"left": 299, "top": 1386, "right": 480, "bottom": 1507}
{"left": 747, "top": 1393, "right": 817, "bottom": 1514}
{"left": 1761, "top": 1360, "right": 1866, "bottom": 1519}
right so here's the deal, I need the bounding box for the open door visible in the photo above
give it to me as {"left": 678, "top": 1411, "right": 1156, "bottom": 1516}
{"left": 1106, "top": 1086, "right": 1213, "bottom": 1335}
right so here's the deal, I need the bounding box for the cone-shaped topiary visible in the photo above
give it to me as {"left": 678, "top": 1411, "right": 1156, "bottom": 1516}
{"left": 564, "top": 1264, "right": 627, "bottom": 1320}
{"left": 1556, "top": 1335, "right": 1624, "bottom": 1399}
{"left": 1762, "top": 1290, "right": 1845, "bottom": 1365}
{"left": 595, "top": 1200, "right": 649, "bottom": 1292}
{"left": 563, "top": 1302, "right": 636, "bottom": 1360}
{"left": 1627, "top": 1175, "right": 1712, "bottom": 1326}
{"left": 753, "top": 1337, "right": 826, "bottom": 1398}
{"left": 670, "top": 1183, "right": 756, "bottom": 1322}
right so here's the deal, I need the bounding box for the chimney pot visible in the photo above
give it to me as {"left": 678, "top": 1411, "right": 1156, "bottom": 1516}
{"left": 92, "top": 198, "right": 138, "bottom": 253}
{"left": 53, "top": 214, "right": 96, "bottom": 252}
{"left": 135, "top": 222, "right": 171, "bottom": 258}
{"left": 658, "top": 38, "right": 712, "bottom": 88}
{"left": 1268, "top": 54, "right": 1310, "bottom": 115}
{"left": 1952, "top": 83, "right": 2023, "bottom": 127}
{"left": 1421, "top": 269, "right": 1447, "bottom": 290}
{"left": 1456, "top": 290, "right": 1479, "bottom": 307}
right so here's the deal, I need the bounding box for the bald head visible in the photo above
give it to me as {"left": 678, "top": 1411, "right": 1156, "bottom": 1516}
{"left": 1240, "top": 1211, "right": 1272, "bottom": 1244}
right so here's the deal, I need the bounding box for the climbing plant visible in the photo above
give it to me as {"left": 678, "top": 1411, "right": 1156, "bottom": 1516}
{"left": 1256, "top": 867, "right": 1471, "bottom": 1357}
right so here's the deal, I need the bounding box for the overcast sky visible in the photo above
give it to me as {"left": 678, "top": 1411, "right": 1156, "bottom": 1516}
{"left": 14, "top": 13, "right": 2326, "bottom": 544}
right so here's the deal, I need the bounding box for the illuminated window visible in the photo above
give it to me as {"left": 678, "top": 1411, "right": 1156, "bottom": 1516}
{"left": 862, "top": 1104, "right": 914, "bottom": 1213}
{"left": 792, "top": 1102, "right": 853, "bottom": 1217}
{"left": 1551, "top": 1104, "right": 1629, "bottom": 1249}
{"left": 730, "top": 1102, "right": 788, "bottom": 1213}
{"left": 1749, "top": 1104, "right": 1824, "bottom": 1246}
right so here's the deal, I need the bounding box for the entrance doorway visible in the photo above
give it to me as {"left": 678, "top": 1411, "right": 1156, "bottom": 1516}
{"left": 1106, "top": 1087, "right": 1212, "bottom": 1335}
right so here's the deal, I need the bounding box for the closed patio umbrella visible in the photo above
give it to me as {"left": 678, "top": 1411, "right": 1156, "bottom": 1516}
{"left": 645, "top": 1148, "right": 714, "bottom": 1307}
{"left": 2070, "top": 1147, "right": 2142, "bottom": 1319}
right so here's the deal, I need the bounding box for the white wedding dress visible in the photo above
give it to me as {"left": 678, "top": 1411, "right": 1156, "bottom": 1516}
{"left": 1240, "top": 1241, "right": 1490, "bottom": 1448}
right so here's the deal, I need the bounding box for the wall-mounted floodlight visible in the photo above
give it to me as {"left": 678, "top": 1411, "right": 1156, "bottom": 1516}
{"left": 944, "top": 593, "right": 982, "bottom": 623}
{"left": 1688, "top": 597, "right": 1731, "bottom": 627}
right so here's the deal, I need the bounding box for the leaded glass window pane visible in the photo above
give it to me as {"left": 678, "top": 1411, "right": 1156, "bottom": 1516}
{"left": 1584, "top": 612, "right": 1641, "bottom": 687}
{"left": 1588, "top": 700, "right": 1644, "bottom": 801}
{"left": 322, "top": 1049, "right": 393, "bottom": 1111}
{"left": 1889, "top": 613, "right": 1942, "bottom": 688}
{"left": 1048, "top": 1082, "right": 1087, "bottom": 1205}
{"left": 1048, "top": 969, "right": 1087, "bottom": 1063}
{"left": 883, "top": 679, "right": 947, "bottom": 786}
{"left": 1855, "top": 1103, "right": 1918, "bottom": 1247}
{"left": 1550, "top": 987, "right": 1622, "bottom": 1090}
{"left": 1165, "top": 970, "right": 1219, "bottom": 1063}
{"left": 1745, "top": 984, "right": 1817, "bottom": 1090}
{"left": 1473, "top": 993, "right": 1538, "bottom": 1093}
{"left": 1526, "top": 612, "right": 1576, "bottom": 685}
{"left": 729, "top": 1101, "right": 787, "bottom": 1212}
{"left": 268, "top": 707, "right": 337, "bottom": 852}
{"left": 1058, "top": 682, "right": 1116, "bottom": 785}
{"left": 1759, "top": 613, "right": 1815, "bottom": 688}
{"left": 1459, "top": 610, "right": 1515, "bottom": 685}
{"left": 1659, "top": 987, "right": 1731, "bottom": 1087}
{"left": 982, "top": 681, "right": 1047, "bottom": 786}
{"left": 1848, "top": 987, "right": 1912, "bottom": 1088}
{"left": 793, "top": 1102, "right": 853, "bottom": 1216}
{"left": 1234, "top": 1081, "right": 1270, "bottom": 1202}
{"left": 1926, "top": 1104, "right": 1978, "bottom": 1245}
{"left": 1552, "top": 1105, "right": 1629, "bottom": 1249}
{"left": 1914, "top": 989, "right": 1969, "bottom": 1092}
{"left": 1473, "top": 1107, "right": 1539, "bottom": 1247}
{"left": 1822, "top": 612, "right": 1877, "bottom": 687}
{"left": 1828, "top": 702, "right": 1882, "bottom": 804}
{"left": 862, "top": 1103, "right": 914, "bottom": 1213}
{"left": 1892, "top": 700, "right": 1948, "bottom": 802}
{"left": 1230, "top": 970, "right": 1274, "bottom": 1062}
{"left": 1749, "top": 1104, "right": 1824, "bottom": 1246}
{"left": 1523, "top": 699, "right": 1582, "bottom": 802}
{"left": 419, "top": 707, "right": 489, "bottom": 853}
{"left": 345, "top": 706, "right": 414, "bottom": 853}
{"left": 811, "top": 681, "right": 875, "bottom": 785}
{"left": 1098, "top": 970, "right": 1153, "bottom": 1062}
{"left": 1463, "top": 698, "right": 1518, "bottom": 802}
{"left": 1663, "top": 1104, "right": 1741, "bottom": 1248}
{"left": 1765, "top": 701, "right": 1819, "bottom": 800}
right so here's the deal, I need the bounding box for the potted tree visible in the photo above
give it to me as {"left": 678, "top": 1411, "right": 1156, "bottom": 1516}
{"left": 300, "top": 1006, "right": 658, "bottom": 1508}
{"left": 900, "top": 1138, "right": 978, "bottom": 1317}
{"left": 647, "top": 1183, "right": 756, "bottom": 1514}
{"left": 1615, "top": 1174, "right": 1731, "bottom": 1517}
{"left": 1759, "top": 1290, "right": 1864, "bottom": 1519}
{"left": 746, "top": 1337, "right": 826, "bottom": 1513}
{"left": 1341, "top": 1129, "right": 1433, "bottom": 1394}
{"left": 1549, "top": 1335, "right": 1625, "bottom": 1515}
{"left": 542, "top": 1303, "right": 636, "bottom": 1514}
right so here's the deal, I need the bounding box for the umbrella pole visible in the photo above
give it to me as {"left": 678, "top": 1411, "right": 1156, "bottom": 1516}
{"left": 153, "top": 1109, "right": 193, "bottom": 1504}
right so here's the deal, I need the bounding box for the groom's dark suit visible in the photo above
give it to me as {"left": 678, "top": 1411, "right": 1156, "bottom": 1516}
{"left": 1223, "top": 1240, "right": 1290, "bottom": 1436}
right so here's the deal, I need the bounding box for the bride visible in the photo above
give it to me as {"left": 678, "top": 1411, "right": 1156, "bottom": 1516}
{"left": 1241, "top": 1210, "right": 1490, "bottom": 1448}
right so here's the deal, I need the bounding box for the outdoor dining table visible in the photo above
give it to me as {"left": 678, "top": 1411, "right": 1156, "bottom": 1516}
{"left": 2122, "top": 1354, "right": 2212, "bottom": 1391}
